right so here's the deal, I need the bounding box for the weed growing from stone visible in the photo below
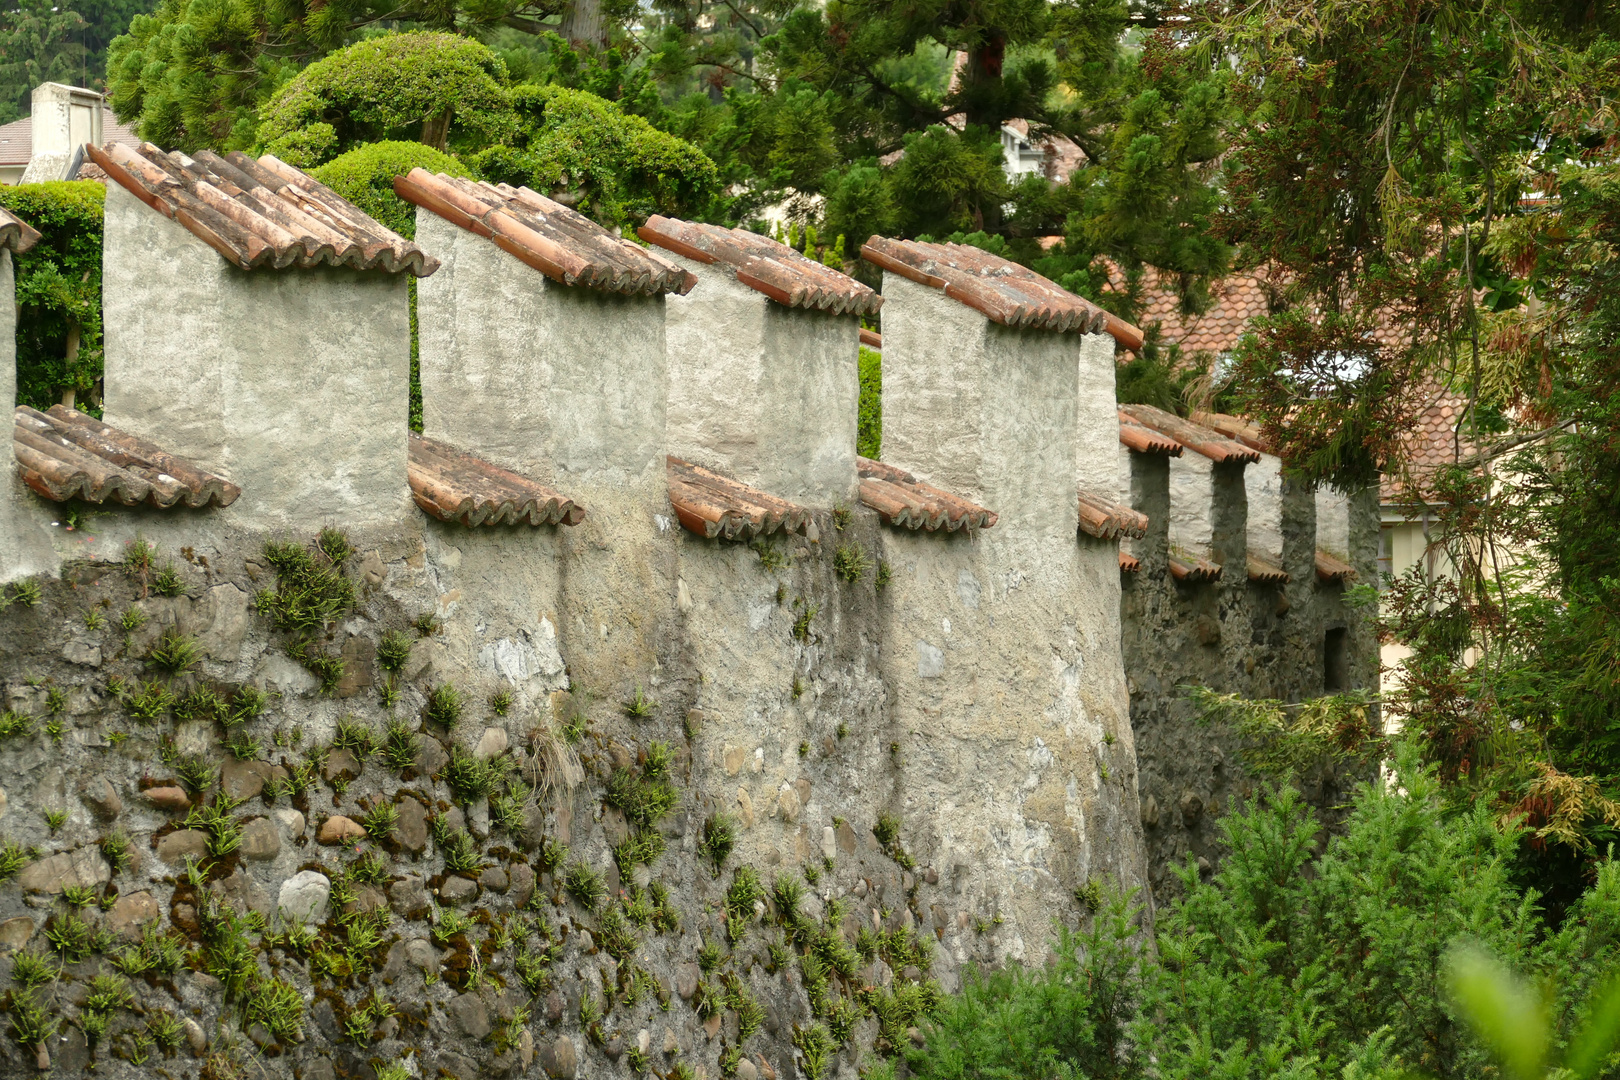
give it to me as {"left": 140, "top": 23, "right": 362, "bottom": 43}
{"left": 123, "top": 536, "right": 156, "bottom": 594}
{"left": 45, "top": 912, "right": 95, "bottom": 962}
{"left": 793, "top": 679, "right": 805, "bottom": 701}
{"left": 10, "top": 950, "right": 55, "bottom": 989}
{"left": 374, "top": 1062, "right": 410, "bottom": 1080}
{"left": 118, "top": 925, "right": 186, "bottom": 977}
{"left": 613, "top": 832, "right": 666, "bottom": 876}
{"left": 148, "top": 629, "right": 201, "bottom": 673}
{"left": 286, "top": 638, "right": 345, "bottom": 694}
{"left": 699, "top": 813, "right": 737, "bottom": 876}
{"left": 767, "top": 936, "right": 793, "bottom": 972}
{"left": 226, "top": 733, "right": 260, "bottom": 760}
{"left": 381, "top": 719, "right": 418, "bottom": 772}
{"left": 43, "top": 808, "right": 66, "bottom": 832}
{"left": 145, "top": 1010, "right": 183, "bottom": 1049}
{"left": 876, "top": 561, "right": 892, "bottom": 590}
{"left": 772, "top": 874, "right": 806, "bottom": 928}
{"left": 243, "top": 977, "right": 304, "bottom": 1049}
{"left": 605, "top": 758, "right": 678, "bottom": 829}
{"left": 753, "top": 541, "right": 789, "bottom": 572}
{"left": 622, "top": 685, "right": 657, "bottom": 719}
{"left": 431, "top": 905, "right": 472, "bottom": 945}
{"left": 8, "top": 988, "right": 55, "bottom": 1046}
{"left": 490, "top": 687, "right": 514, "bottom": 716}
{"left": 0, "top": 710, "right": 32, "bottom": 739}
{"left": 152, "top": 563, "right": 187, "bottom": 597}
{"left": 376, "top": 629, "right": 412, "bottom": 672}
{"left": 597, "top": 906, "right": 640, "bottom": 962}
{"left": 649, "top": 881, "right": 680, "bottom": 933}
{"left": 100, "top": 831, "right": 133, "bottom": 872}
{"left": 792, "top": 602, "right": 817, "bottom": 643}
{"left": 693, "top": 979, "right": 721, "bottom": 1019}
{"left": 831, "top": 504, "right": 852, "bottom": 531}
{"left": 84, "top": 973, "right": 133, "bottom": 1013}
{"left": 359, "top": 799, "right": 399, "bottom": 840}
{"left": 230, "top": 685, "right": 269, "bottom": 724}
{"left": 60, "top": 885, "right": 95, "bottom": 908}
{"left": 174, "top": 684, "right": 227, "bottom": 724}
{"left": 444, "top": 747, "right": 499, "bottom": 803}
{"left": 803, "top": 862, "right": 820, "bottom": 885}
{"left": 333, "top": 717, "right": 376, "bottom": 757}
{"left": 626, "top": 1046, "right": 650, "bottom": 1072}
{"left": 515, "top": 943, "right": 555, "bottom": 996}
{"left": 793, "top": 1022, "right": 836, "bottom": 1077}
{"left": 256, "top": 538, "right": 355, "bottom": 633}
{"left": 538, "top": 838, "right": 568, "bottom": 872}
{"left": 413, "top": 611, "right": 440, "bottom": 636}
{"left": 441, "top": 828, "right": 483, "bottom": 875}
{"left": 833, "top": 543, "right": 871, "bottom": 582}
{"left": 426, "top": 683, "right": 462, "bottom": 729}
{"left": 120, "top": 606, "right": 146, "bottom": 632}
{"left": 0, "top": 841, "right": 30, "bottom": 882}
{"left": 175, "top": 754, "right": 216, "bottom": 794}
{"left": 564, "top": 859, "right": 606, "bottom": 909}
{"left": 83, "top": 607, "right": 105, "bottom": 631}
{"left": 725, "top": 866, "right": 765, "bottom": 941}
{"left": 44, "top": 687, "right": 66, "bottom": 715}
{"left": 378, "top": 676, "right": 402, "bottom": 710}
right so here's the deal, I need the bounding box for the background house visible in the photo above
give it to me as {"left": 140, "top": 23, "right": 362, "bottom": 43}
{"left": 0, "top": 81, "right": 139, "bottom": 184}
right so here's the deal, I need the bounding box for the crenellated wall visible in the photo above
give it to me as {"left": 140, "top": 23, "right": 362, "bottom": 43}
{"left": 0, "top": 164, "right": 1157, "bottom": 1080}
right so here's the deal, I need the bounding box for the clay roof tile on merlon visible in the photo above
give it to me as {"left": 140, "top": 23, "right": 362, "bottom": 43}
{"left": 860, "top": 237, "right": 1144, "bottom": 350}
{"left": 13, "top": 405, "right": 240, "bottom": 508}
{"left": 639, "top": 216, "right": 882, "bottom": 316}
{"left": 856, "top": 457, "right": 996, "bottom": 533}
{"left": 0, "top": 206, "right": 40, "bottom": 253}
{"left": 408, "top": 434, "right": 584, "bottom": 528}
{"left": 396, "top": 170, "right": 694, "bottom": 296}
{"left": 667, "top": 457, "right": 813, "bottom": 541}
{"left": 88, "top": 142, "right": 436, "bottom": 276}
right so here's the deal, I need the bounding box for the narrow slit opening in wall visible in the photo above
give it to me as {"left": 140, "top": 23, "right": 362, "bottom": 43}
{"left": 1324, "top": 627, "right": 1348, "bottom": 692}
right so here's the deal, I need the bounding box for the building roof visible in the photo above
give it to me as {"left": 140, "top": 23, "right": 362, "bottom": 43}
{"left": 0, "top": 107, "right": 141, "bottom": 169}
{"left": 1078, "top": 490, "right": 1148, "bottom": 540}
{"left": 1119, "top": 404, "right": 1261, "bottom": 464}
{"left": 639, "top": 216, "right": 882, "bottom": 316}
{"left": 667, "top": 456, "right": 813, "bottom": 540}
{"left": 1120, "top": 268, "right": 1273, "bottom": 358}
{"left": 861, "top": 237, "right": 1145, "bottom": 349}
{"left": 856, "top": 457, "right": 997, "bottom": 532}
{"left": 13, "top": 405, "right": 240, "bottom": 508}
{"left": 396, "top": 170, "right": 692, "bottom": 295}
{"left": 0, "top": 207, "right": 39, "bottom": 252}
{"left": 88, "top": 143, "right": 436, "bottom": 276}
{"left": 1380, "top": 388, "right": 1476, "bottom": 505}
{"left": 409, "top": 434, "right": 585, "bottom": 527}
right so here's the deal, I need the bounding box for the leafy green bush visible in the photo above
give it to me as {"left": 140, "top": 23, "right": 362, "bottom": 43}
{"left": 905, "top": 745, "right": 1620, "bottom": 1080}
{"left": 257, "top": 32, "right": 515, "bottom": 167}
{"left": 857, "top": 345, "right": 881, "bottom": 460}
{"left": 0, "top": 182, "right": 106, "bottom": 413}
{"left": 471, "top": 84, "right": 720, "bottom": 227}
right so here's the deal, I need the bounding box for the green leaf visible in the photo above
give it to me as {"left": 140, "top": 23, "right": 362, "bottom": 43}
{"left": 1444, "top": 943, "right": 1549, "bottom": 1080}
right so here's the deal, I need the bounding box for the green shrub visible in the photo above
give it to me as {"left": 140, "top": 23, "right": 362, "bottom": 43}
{"left": 0, "top": 182, "right": 106, "bottom": 414}
{"left": 857, "top": 345, "right": 881, "bottom": 459}
{"left": 311, "top": 140, "right": 475, "bottom": 240}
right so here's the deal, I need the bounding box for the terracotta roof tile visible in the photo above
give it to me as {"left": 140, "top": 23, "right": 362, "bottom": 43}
{"left": 856, "top": 457, "right": 997, "bottom": 532}
{"left": 1078, "top": 489, "right": 1148, "bottom": 540}
{"left": 1381, "top": 384, "right": 1476, "bottom": 503}
{"left": 668, "top": 456, "right": 812, "bottom": 540}
{"left": 89, "top": 142, "right": 436, "bottom": 275}
{"left": 1247, "top": 555, "right": 1289, "bottom": 585}
{"left": 13, "top": 405, "right": 240, "bottom": 508}
{"left": 1119, "top": 404, "right": 1261, "bottom": 464}
{"left": 1169, "top": 549, "right": 1222, "bottom": 583}
{"left": 859, "top": 328, "right": 882, "bottom": 349}
{"left": 1190, "top": 411, "right": 1269, "bottom": 454}
{"left": 640, "top": 216, "right": 881, "bottom": 315}
{"left": 862, "top": 238, "right": 1144, "bottom": 349}
{"left": 1315, "top": 550, "right": 1356, "bottom": 583}
{"left": 1116, "top": 268, "right": 1273, "bottom": 357}
{"left": 1118, "top": 411, "right": 1184, "bottom": 456}
{"left": 408, "top": 434, "right": 584, "bottom": 527}
{"left": 397, "top": 170, "right": 691, "bottom": 295}
{"left": 1119, "top": 550, "right": 1141, "bottom": 573}
{"left": 0, "top": 207, "right": 40, "bottom": 253}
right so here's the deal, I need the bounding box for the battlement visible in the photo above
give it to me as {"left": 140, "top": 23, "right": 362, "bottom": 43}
{"left": 0, "top": 148, "right": 1377, "bottom": 1073}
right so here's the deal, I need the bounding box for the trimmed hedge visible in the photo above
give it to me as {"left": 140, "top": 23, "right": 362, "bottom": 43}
{"left": 0, "top": 182, "right": 106, "bottom": 413}
{"left": 311, "top": 140, "right": 475, "bottom": 240}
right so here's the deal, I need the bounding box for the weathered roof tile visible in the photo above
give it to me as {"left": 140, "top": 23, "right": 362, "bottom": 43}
{"left": 861, "top": 237, "right": 1143, "bottom": 348}
{"left": 1078, "top": 490, "right": 1148, "bottom": 540}
{"left": 398, "top": 170, "right": 693, "bottom": 295}
{"left": 1168, "top": 549, "right": 1222, "bottom": 583}
{"left": 668, "top": 457, "right": 812, "bottom": 540}
{"left": 88, "top": 142, "right": 436, "bottom": 275}
{"left": 640, "top": 216, "right": 881, "bottom": 316}
{"left": 1247, "top": 555, "right": 1289, "bottom": 585}
{"left": 0, "top": 207, "right": 40, "bottom": 253}
{"left": 1315, "top": 550, "right": 1356, "bottom": 583}
{"left": 857, "top": 457, "right": 996, "bottom": 532}
{"left": 1119, "top": 404, "right": 1261, "bottom": 464}
{"left": 13, "top": 405, "right": 240, "bottom": 508}
{"left": 409, "top": 435, "right": 584, "bottom": 527}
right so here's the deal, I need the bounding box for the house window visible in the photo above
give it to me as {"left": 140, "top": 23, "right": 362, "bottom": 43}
{"left": 1377, "top": 525, "right": 1394, "bottom": 587}
{"left": 1324, "top": 627, "right": 1349, "bottom": 692}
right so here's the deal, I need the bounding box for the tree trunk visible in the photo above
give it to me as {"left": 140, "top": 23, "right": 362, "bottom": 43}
{"left": 560, "top": 0, "right": 607, "bottom": 50}
{"left": 59, "top": 321, "right": 80, "bottom": 409}
{"left": 421, "top": 109, "right": 454, "bottom": 151}
{"left": 963, "top": 33, "right": 1006, "bottom": 129}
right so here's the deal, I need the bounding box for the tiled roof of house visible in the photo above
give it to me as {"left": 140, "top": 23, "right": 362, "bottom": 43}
{"left": 857, "top": 457, "right": 996, "bottom": 532}
{"left": 862, "top": 237, "right": 1145, "bottom": 348}
{"left": 89, "top": 143, "right": 436, "bottom": 276}
{"left": 0, "top": 108, "right": 141, "bottom": 168}
{"left": 639, "top": 216, "right": 882, "bottom": 316}
{"left": 1078, "top": 490, "right": 1148, "bottom": 540}
{"left": 1126, "top": 269, "right": 1273, "bottom": 358}
{"left": 1119, "top": 404, "right": 1261, "bottom": 464}
{"left": 13, "top": 405, "right": 240, "bottom": 508}
{"left": 1381, "top": 388, "right": 1476, "bottom": 504}
{"left": 667, "top": 457, "right": 813, "bottom": 540}
{"left": 409, "top": 435, "right": 585, "bottom": 527}
{"left": 397, "top": 170, "right": 692, "bottom": 295}
{"left": 0, "top": 207, "right": 40, "bottom": 252}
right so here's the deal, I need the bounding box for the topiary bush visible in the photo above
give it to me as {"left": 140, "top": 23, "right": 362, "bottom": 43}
{"left": 257, "top": 32, "right": 517, "bottom": 167}
{"left": 0, "top": 181, "right": 106, "bottom": 414}
{"left": 311, "top": 141, "right": 475, "bottom": 241}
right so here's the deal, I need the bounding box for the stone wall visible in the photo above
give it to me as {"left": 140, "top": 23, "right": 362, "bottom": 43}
{"left": 0, "top": 195, "right": 1149, "bottom": 1080}
{"left": 1120, "top": 446, "right": 1379, "bottom": 905}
